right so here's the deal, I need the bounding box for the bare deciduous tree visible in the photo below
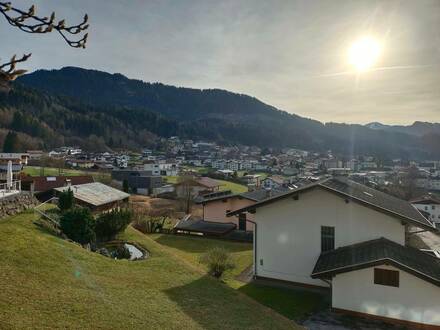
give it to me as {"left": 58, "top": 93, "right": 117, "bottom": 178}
{"left": 0, "top": 2, "right": 89, "bottom": 92}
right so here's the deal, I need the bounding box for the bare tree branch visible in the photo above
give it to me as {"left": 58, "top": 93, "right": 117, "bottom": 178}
{"left": 0, "top": 2, "right": 89, "bottom": 48}
{"left": 0, "top": 2, "right": 89, "bottom": 91}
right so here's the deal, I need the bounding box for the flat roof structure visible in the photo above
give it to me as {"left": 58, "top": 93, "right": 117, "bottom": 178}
{"left": 55, "top": 182, "right": 129, "bottom": 207}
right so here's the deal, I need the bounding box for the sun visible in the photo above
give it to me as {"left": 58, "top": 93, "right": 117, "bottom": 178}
{"left": 348, "top": 36, "right": 382, "bottom": 72}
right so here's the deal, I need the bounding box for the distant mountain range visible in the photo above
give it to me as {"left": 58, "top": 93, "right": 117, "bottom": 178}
{"left": 365, "top": 121, "right": 440, "bottom": 137}
{"left": 0, "top": 66, "right": 435, "bottom": 159}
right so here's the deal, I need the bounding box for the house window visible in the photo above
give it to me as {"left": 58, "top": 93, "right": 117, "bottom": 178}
{"left": 432, "top": 205, "right": 436, "bottom": 210}
{"left": 321, "top": 226, "right": 335, "bottom": 252}
{"left": 374, "top": 268, "right": 399, "bottom": 287}
{"left": 425, "top": 206, "right": 428, "bottom": 211}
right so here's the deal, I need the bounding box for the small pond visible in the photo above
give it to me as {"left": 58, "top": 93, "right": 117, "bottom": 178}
{"left": 125, "top": 243, "right": 144, "bottom": 260}
{"left": 99, "top": 241, "right": 148, "bottom": 261}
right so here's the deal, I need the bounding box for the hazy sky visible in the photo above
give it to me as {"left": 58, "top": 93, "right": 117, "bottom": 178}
{"left": 1, "top": 0, "right": 439, "bottom": 124}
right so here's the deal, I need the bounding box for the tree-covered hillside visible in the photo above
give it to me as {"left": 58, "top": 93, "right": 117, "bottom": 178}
{"left": 6, "top": 67, "right": 439, "bottom": 158}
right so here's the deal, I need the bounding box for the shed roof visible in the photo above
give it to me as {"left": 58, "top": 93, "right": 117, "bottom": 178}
{"left": 174, "top": 219, "right": 236, "bottom": 235}
{"left": 196, "top": 187, "right": 290, "bottom": 204}
{"left": 410, "top": 195, "right": 440, "bottom": 205}
{"left": 311, "top": 238, "right": 440, "bottom": 287}
{"left": 174, "top": 177, "right": 220, "bottom": 189}
{"left": 54, "top": 182, "right": 129, "bottom": 207}
{"left": 196, "top": 177, "right": 221, "bottom": 188}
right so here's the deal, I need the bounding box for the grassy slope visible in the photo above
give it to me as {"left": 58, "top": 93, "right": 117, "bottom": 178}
{"left": 149, "top": 234, "right": 253, "bottom": 287}
{"left": 149, "top": 234, "right": 328, "bottom": 321}
{"left": 0, "top": 211, "right": 297, "bottom": 330}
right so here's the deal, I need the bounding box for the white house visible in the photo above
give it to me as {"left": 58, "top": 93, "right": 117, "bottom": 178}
{"left": 416, "top": 177, "right": 440, "bottom": 191}
{"left": 411, "top": 195, "right": 440, "bottom": 228}
{"left": 143, "top": 163, "right": 161, "bottom": 176}
{"left": 228, "top": 177, "right": 440, "bottom": 328}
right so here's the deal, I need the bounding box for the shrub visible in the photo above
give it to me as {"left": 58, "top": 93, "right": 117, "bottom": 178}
{"left": 132, "top": 217, "right": 164, "bottom": 234}
{"left": 199, "top": 247, "right": 235, "bottom": 278}
{"left": 58, "top": 188, "right": 74, "bottom": 212}
{"left": 60, "top": 207, "right": 96, "bottom": 244}
{"left": 132, "top": 207, "right": 174, "bottom": 234}
{"left": 94, "top": 209, "right": 132, "bottom": 241}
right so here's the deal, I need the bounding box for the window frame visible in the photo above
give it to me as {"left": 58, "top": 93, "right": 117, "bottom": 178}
{"left": 321, "top": 226, "right": 335, "bottom": 252}
{"left": 374, "top": 268, "right": 399, "bottom": 287}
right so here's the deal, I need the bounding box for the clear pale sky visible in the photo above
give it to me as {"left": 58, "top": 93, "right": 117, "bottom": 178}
{"left": 1, "top": 0, "right": 439, "bottom": 124}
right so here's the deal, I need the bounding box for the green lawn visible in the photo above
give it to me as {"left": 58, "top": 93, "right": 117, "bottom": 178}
{"left": 163, "top": 175, "right": 179, "bottom": 184}
{"left": 149, "top": 234, "right": 328, "bottom": 321}
{"left": 149, "top": 234, "right": 253, "bottom": 287}
{"left": 183, "top": 166, "right": 211, "bottom": 174}
{"left": 217, "top": 180, "right": 248, "bottom": 194}
{"left": 23, "top": 166, "right": 111, "bottom": 183}
{"left": 163, "top": 176, "right": 247, "bottom": 194}
{"left": 0, "top": 211, "right": 297, "bottom": 329}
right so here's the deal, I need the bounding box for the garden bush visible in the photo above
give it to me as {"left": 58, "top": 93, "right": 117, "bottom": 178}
{"left": 60, "top": 207, "right": 95, "bottom": 244}
{"left": 58, "top": 188, "right": 74, "bottom": 212}
{"left": 94, "top": 209, "right": 132, "bottom": 241}
{"left": 200, "top": 247, "right": 235, "bottom": 278}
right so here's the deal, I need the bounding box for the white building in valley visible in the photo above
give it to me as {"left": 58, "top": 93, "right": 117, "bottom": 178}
{"left": 411, "top": 194, "right": 440, "bottom": 228}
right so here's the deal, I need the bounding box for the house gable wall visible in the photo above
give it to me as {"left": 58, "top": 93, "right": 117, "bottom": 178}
{"left": 332, "top": 265, "right": 440, "bottom": 326}
{"left": 204, "top": 197, "right": 255, "bottom": 231}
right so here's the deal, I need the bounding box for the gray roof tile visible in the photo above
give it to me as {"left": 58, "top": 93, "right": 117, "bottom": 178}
{"left": 312, "top": 238, "right": 440, "bottom": 286}
{"left": 228, "top": 177, "right": 435, "bottom": 230}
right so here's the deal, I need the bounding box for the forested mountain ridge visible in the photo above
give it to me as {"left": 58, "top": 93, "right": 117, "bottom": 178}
{"left": 4, "top": 66, "right": 438, "bottom": 159}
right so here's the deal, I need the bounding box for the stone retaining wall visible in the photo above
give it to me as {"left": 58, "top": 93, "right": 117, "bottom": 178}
{"left": 0, "top": 192, "right": 39, "bottom": 219}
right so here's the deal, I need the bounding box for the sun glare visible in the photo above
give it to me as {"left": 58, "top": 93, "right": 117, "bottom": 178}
{"left": 348, "top": 36, "right": 381, "bottom": 72}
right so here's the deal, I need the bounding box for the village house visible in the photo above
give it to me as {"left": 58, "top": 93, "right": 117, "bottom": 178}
{"left": 174, "top": 177, "right": 221, "bottom": 199}
{"left": 411, "top": 194, "right": 440, "bottom": 228}
{"left": 112, "top": 169, "right": 163, "bottom": 195}
{"left": 261, "top": 175, "right": 293, "bottom": 190}
{"left": 196, "top": 187, "right": 287, "bottom": 231}
{"left": 26, "top": 150, "right": 45, "bottom": 160}
{"left": 228, "top": 177, "right": 440, "bottom": 328}
{"left": 0, "top": 153, "right": 29, "bottom": 181}
{"left": 20, "top": 174, "right": 94, "bottom": 201}
{"left": 66, "top": 159, "right": 95, "bottom": 169}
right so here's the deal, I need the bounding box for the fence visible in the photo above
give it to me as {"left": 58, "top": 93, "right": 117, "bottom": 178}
{"left": 0, "top": 180, "right": 21, "bottom": 198}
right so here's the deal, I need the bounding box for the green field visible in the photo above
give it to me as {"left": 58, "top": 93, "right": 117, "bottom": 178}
{"left": 23, "top": 166, "right": 111, "bottom": 183}
{"left": 164, "top": 176, "right": 247, "bottom": 194}
{"left": 150, "top": 234, "right": 328, "bottom": 321}
{"left": 0, "top": 211, "right": 298, "bottom": 329}
{"left": 217, "top": 180, "right": 248, "bottom": 194}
